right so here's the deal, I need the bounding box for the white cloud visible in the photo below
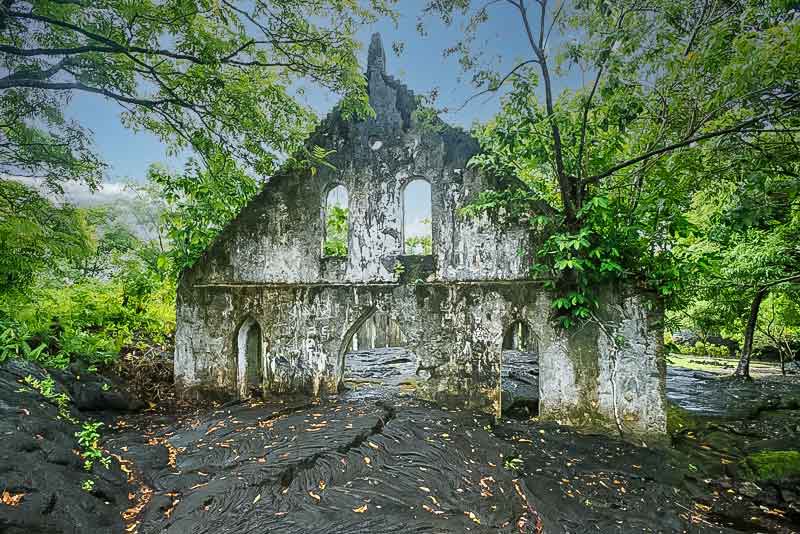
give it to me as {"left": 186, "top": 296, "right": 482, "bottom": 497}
{"left": 5, "top": 175, "right": 137, "bottom": 207}
{"left": 405, "top": 217, "right": 431, "bottom": 239}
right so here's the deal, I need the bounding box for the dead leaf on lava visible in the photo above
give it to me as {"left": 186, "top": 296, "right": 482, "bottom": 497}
{"left": 308, "top": 491, "right": 321, "bottom": 502}
{"left": 353, "top": 504, "right": 368, "bottom": 513}
{"left": 1, "top": 490, "right": 24, "bottom": 506}
{"left": 464, "top": 511, "right": 481, "bottom": 525}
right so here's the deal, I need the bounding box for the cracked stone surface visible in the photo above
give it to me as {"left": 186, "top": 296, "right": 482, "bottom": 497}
{"left": 104, "top": 381, "right": 763, "bottom": 534}
{"left": 175, "top": 33, "right": 666, "bottom": 438}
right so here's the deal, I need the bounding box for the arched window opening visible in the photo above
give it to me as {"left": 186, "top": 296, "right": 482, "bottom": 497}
{"left": 323, "top": 185, "right": 349, "bottom": 257}
{"left": 402, "top": 179, "right": 432, "bottom": 255}
{"left": 237, "top": 318, "right": 263, "bottom": 399}
{"left": 501, "top": 320, "right": 539, "bottom": 419}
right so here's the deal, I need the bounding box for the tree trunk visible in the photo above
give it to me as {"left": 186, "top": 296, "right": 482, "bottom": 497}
{"left": 734, "top": 288, "right": 767, "bottom": 379}
{"left": 780, "top": 346, "right": 786, "bottom": 376}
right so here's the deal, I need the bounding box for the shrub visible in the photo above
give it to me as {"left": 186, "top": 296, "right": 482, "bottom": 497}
{"left": 0, "top": 274, "right": 175, "bottom": 368}
{"left": 682, "top": 341, "right": 730, "bottom": 358}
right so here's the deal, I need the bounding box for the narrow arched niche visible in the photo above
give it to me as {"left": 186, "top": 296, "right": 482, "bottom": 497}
{"left": 402, "top": 179, "right": 432, "bottom": 255}
{"left": 236, "top": 318, "right": 263, "bottom": 399}
{"left": 322, "top": 184, "right": 349, "bottom": 257}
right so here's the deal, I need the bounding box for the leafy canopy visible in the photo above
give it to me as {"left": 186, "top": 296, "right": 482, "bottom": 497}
{"left": 0, "top": 0, "right": 396, "bottom": 192}
{"left": 424, "top": 0, "right": 800, "bottom": 326}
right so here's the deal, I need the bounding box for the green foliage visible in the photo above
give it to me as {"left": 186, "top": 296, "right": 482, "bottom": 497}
{"left": 681, "top": 342, "right": 731, "bottom": 359}
{"left": 465, "top": 186, "right": 697, "bottom": 326}
{"left": 323, "top": 206, "right": 349, "bottom": 257}
{"left": 0, "top": 180, "right": 92, "bottom": 291}
{"left": 76, "top": 422, "right": 111, "bottom": 472}
{"left": 504, "top": 456, "right": 523, "bottom": 472}
{"left": 404, "top": 217, "right": 432, "bottom": 255}
{"left": 744, "top": 450, "right": 800, "bottom": 481}
{"left": 1, "top": 0, "right": 396, "bottom": 193}
{"left": 404, "top": 236, "right": 432, "bottom": 255}
{"left": 149, "top": 154, "right": 261, "bottom": 274}
{"left": 81, "top": 479, "right": 95, "bottom": 492}
{"left": 672, "top": 143, "right": 800, "bottom": 353}
{"left": 0, "top": 186, "right": 176, "bottom": 369}
{"left": 1, "top": 275, "right": 175, "bottom": 367}
{"left": 428, "top": 0, "right": 799, "bottom": 327}
{"left": 0, "top": 317, "right": 47, "bottom": 364}
{"left": 22, "top": 373, "right": 74, "bottom": 423}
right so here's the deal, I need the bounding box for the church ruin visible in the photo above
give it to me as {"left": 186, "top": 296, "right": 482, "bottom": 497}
{"left": 174, "top": 34, "right": 667, "bottom": 437}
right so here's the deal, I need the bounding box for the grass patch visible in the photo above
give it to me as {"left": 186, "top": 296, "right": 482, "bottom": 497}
{"left": 744, "top": 450, "right": 800, "bottom": 481}
{"left": 667, "top": 353, "right": 783, "bottom": 377}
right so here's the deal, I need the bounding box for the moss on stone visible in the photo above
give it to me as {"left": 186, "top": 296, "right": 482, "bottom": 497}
{"left": 744, "top": 450, "right": 800, "bottom": 481}
{"left": 667, "top": 404, "right": 697, "bottom": 435}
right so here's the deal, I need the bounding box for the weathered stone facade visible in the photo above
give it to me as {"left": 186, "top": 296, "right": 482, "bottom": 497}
{"left": 175, "top": 34, "right": 667, "bottom": 437}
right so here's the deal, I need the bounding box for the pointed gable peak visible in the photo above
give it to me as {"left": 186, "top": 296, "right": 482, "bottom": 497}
{"left": 367, "top": 33, "right": 386, "bottom": 75}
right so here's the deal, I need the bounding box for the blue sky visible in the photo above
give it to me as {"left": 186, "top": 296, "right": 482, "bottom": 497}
{"left": 65, "top": 2, "right": 558, "bottom": 184}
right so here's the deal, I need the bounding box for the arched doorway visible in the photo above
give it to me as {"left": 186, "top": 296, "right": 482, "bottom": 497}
{"left": 337, "top": 308, "right": 417, "bottom": 392}
{"left": 501, "top": 320, "right": 539, "bottom": 418}
{"left": 237, "top": 318, "right": 263, "bottom": 399}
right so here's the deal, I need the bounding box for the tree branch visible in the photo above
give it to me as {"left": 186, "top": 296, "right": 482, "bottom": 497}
{"left": 583, "top": 95, "right": 800, "bottom": 184}
{"left": 0, "top": 79, "right": 175, "bottom": 107}
{"left": 0, "top": 44, "right": 116, "bottom": 56}
{"left": 516, "top": 0, "right": 573, "bottom": 221}
{"left": 455, "top": 60, "right": 537, "bottom": 111}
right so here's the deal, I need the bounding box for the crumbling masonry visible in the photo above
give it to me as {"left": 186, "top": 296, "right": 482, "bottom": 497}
{"left": 175, "top": 34, "right": 667, "bottom": 437}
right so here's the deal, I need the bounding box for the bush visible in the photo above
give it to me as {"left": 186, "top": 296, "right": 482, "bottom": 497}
{"left": 0, "top": 274, "right": 175, "bottom": 369}
{"left": 682, "top": 341, "right": 730, "bottom": 358}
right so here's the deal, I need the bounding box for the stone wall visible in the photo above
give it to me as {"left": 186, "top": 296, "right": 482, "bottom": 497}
{"left": 176, "top": 279, "right": 665, "bottom": 437}
{"left": 174, "top": 33, "right": 667, "bottom": 439}
{"left": 538, "top": 285, "right": 666, "bottom": 437}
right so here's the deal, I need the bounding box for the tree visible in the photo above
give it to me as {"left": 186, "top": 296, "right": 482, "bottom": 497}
{"left": 72, "top": 206, "right": 139, "bottom": 279}
{"left": 0, "top": 179, "right": 91, "bottom": 291}
{"left": 1, "top": 0, "right": 395, "bottom": 193}
{"left": 423, "top": 0, "right": 800, "bottom": 325}
{"left": 680, "top": 164, "right": 800, "bottom": 378}
{"left": 148, "top": 152, "right": 261, "bottom": 275}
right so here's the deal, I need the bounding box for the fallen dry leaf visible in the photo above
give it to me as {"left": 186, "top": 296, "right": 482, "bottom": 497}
{"left": 353, "top": 504, "right": 368, "bottom": 513}
{"left": 464, "top": 511, "right": 481, "bottom": 525}
{"left": 1, "top": 490, "right": 24, "bottom": 507}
